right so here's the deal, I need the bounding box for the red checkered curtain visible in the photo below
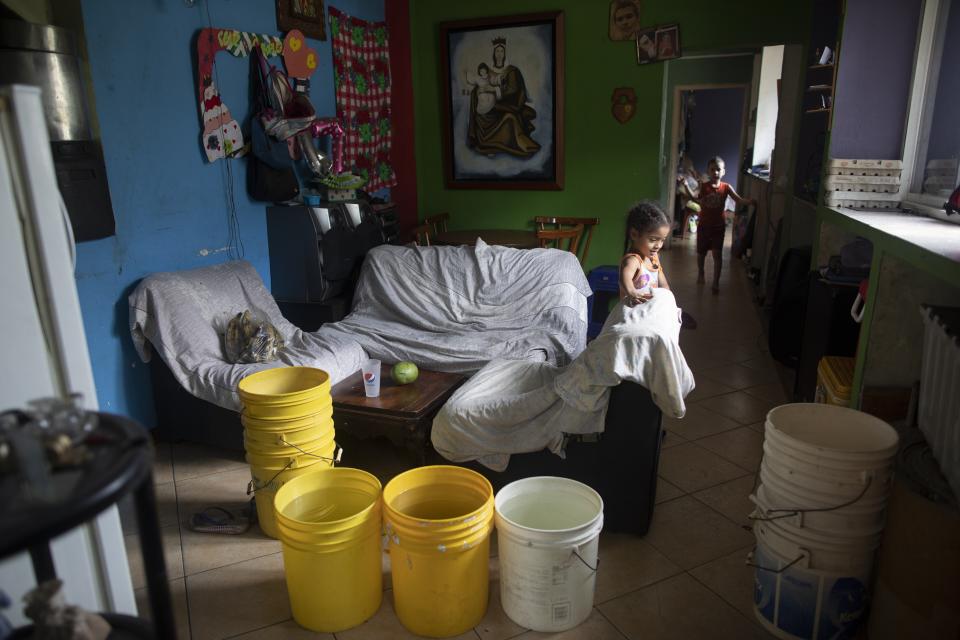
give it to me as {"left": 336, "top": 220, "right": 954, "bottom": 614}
{"left": 328, "top": 6, "right": 397, "bottom": 191}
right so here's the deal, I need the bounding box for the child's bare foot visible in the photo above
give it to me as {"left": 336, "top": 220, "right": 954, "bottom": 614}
{"left": 712, "top": 283, "right": 720, "bottom": 294}
{"left": 697, "top": 272, "right": 705, "bottom": 284}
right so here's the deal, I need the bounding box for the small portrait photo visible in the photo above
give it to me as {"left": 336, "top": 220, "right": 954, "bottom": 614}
{"left": 635, "top": 27, "right": 657, "bottom": 64}
{"left": 608, "top": 0, "right": 642, "bottom": 41}
{"left": 292, "top": 0, "right": 319, "bottom": 18}
{"left": 655, "top": 24, "right": 680, "bottom": 60}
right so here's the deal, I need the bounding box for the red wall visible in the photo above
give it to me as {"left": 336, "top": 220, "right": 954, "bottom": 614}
{"left": 387, "top": 0, "right": 418, "bottom": 236}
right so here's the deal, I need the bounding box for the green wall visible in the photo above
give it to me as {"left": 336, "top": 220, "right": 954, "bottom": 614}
{"left": 410, "top": 0, "right": 811, "bottom": 271}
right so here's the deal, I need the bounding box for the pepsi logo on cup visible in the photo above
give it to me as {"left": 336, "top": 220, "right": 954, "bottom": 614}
{"left": 364, "top": 372, "right": 376, "bottom": 382}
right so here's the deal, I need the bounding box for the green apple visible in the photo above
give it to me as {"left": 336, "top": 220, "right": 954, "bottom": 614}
{"left": 392, "top": 361, "right": 419, "bottom": 385}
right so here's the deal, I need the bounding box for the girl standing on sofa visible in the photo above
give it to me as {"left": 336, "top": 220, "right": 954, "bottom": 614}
{"left": 620, "top": 201, "right": 671, "bottom": 306}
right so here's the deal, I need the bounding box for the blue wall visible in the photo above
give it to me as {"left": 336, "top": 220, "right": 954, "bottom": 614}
{"left": 830, "top": 0, "right": 921, "bottom": 159}
{"left": 77, "top": 0, "right": 384, "bottom": 425}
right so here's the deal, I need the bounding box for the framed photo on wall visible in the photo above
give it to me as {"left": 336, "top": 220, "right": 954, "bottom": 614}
{"left": 609, "top": 0, "right": 642, "bottom": 41}
{"left": 440, "top": 12, "right": 565, "bottom": 190}
{"left": 636, "top": 23, "right": 681, "bottom": 64}
{"left": 276, "top": 0, "right": 326, "bottom": 41}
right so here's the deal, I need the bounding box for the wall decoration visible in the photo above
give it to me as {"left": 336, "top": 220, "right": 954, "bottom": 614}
{"left": 440, "top": 12, "right": 565, "bottom": 190}
{"left": 196, "top": 28, "right": 284, "bottom": 162}
{"left": 329, "top": 7, "right": 396, "bottom": 191}
{"left": 608, "top": 0, "right": 642, "bottom": 41}
{"left": 283, "top": 29, "right": 319, "bottom": 78}
{"left": 277, "top": 0, "right": 326, "bottom": 41}
{"left": 611, "top": 87, "right": 637, "bottom": 124}
{"left": 637, "top": 24, "right": 681, "bottom": 65}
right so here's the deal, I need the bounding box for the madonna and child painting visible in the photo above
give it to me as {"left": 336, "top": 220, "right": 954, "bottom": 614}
{"left": 440, "top": 13, "right": 564, "bottom": 189}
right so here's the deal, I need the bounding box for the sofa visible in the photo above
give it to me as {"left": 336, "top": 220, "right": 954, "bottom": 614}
{"left": 132, "top": 242, "right": 692, "bottom": 534}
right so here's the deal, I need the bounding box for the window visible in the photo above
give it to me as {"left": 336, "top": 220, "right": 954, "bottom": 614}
{"left": 751, "top": 45, "right": 784, "bottom": 172}
{"left": 902, "top": 0, "right": 960, "bottom": 219}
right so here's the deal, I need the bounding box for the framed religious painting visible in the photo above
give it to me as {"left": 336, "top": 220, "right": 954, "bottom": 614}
{"left": 440, "top": 12, "right": 565, "bottom": 190}
{"left": 276, "top": 0, "right": 326, "bottom": 41}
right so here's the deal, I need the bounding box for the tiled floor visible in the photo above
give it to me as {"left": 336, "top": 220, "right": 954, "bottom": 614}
{"left": 123, "top": 234, "right": 792, "bottom": 639}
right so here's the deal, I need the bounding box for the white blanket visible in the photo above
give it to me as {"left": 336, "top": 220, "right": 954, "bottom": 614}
{"left": 317, "top": 241, "right": 591, "bottom": 372}
{"left": 129, "top": 260, "right": 368, "bottom": 411}
{"left": 431, "top": 289, "right": 695, "bottom": 470}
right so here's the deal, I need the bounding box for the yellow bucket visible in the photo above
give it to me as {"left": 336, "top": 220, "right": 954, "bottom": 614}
{"left": 249, "top": 441, "right": 337, "bottom": 538}
{"left": 241, "top": 404, "right": 333, "bottom": 433}
{"left": 244, "top": 424, "right": 335, "bottom": 456}
{"left": 274, "top": 468, "right": 383, "bottom": 633}
{"left": 238, "top": 367, "right": 331, "bottom": 419}
{"left": 383, "top": 465, "right": 494, "bottom": 638}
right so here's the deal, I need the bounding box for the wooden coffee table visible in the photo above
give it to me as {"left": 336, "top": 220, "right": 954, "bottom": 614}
{"left": 331, "top": 364, "right": 466, "bottom": 464}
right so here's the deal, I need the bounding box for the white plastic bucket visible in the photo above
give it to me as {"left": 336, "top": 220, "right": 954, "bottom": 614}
{"left": 494, "top": 477, "right": 604, "bottom": 633}
{"left": 764, "top": 404, "right": 898, "bottom": 465}
{"left": 752, "top": 525, "right": 871, "bottom": 640}
{"left": 753, "top": 481, "right": 887, "bottom": 539}
{"left": 754, "top": 518, "right": 876, "bottom": 573}
{"left": 762, "top": 436, "right": 895, "bottom": 494}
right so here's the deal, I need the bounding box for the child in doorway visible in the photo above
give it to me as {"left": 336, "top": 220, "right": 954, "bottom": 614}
{"left": 620, "top": 201, "right": 671, "bottom": 306}
{"left": 694, "top": 156, "right": 754, "bottom": 293}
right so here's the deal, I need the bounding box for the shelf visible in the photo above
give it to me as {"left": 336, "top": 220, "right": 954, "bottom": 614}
{"left": 809, "top": 63, "right": 835, "bottom": 70}
{"left": 806, "top": 85, "right": 833, "bottom": 92}
{"left": 805, "top": 108, "right": 832, "bottom": 114}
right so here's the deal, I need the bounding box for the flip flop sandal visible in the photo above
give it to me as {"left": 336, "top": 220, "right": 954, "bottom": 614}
{"left": 189, "top": 503, "right": 253, "bottom": 535}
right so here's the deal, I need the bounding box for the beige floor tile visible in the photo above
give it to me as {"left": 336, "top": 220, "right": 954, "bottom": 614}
{"left": 661, "top": 404, "right": 739, "bottom": 441}
{"left": 745, "top": 421, "right": 766, "bottom": 433}
{"left": 172, "top": 442, "right": 246, "bottom": 482}
{"left": 698, "top": 364, "right": 776, "bottom": 391}
{"left": 153, "top": 441, "right": 174, "bottom": 485}
{"left": 657, "top": 443, "right": 749, "bottom": 493}
{"left": 692, "top": 475, "right": 758, "bottom": 528}
{"left": 738, "top": 356, "right": 780, "bottom": 374}
{"left": 593, "top": 533, "right": 683, "bottom": 604}
{"left": 697, "top": 392, "right": 778, "bottom": 425}
{"left": 120, "top": 480, "right": 178, "bottom": 534}
{"left": 134, "top": 577, "right": 190, "bottom": 639}
{"left": 228, "top": 618, "right": 334, "bottom": 638}
{"left": 598, "top": 573, "right": 767, "bottom": 640}
{"left": 689, "top": 546, "right": 759, "bottom": 621}
{"left": 126, "top": 524, "right": 184, "bottom": 590}
{"left": 176, "top": 467, "right": 280, "bottom": 575}
{"left": 743, "top": 382, "right": 790, "bottom": 404}
{"left": 655, "top": 476, "right": 684, "bottom": 504}
{"left": 186, "top": 552, "right": 290, "bottom": 640}
{"left": 643, "top": 496, "right": 753, "bottom": 570}
{"left": 659, "top": 428, "right": 686, "bottom": 449}
{"left": 513, "top": 608, "right": 626, "bottom": 639}
{"left": 474, "top": 581, "right": 526, "bottom": 640}
{"left": 696, "top": 427, "right": 764, "bottom": 471}
{"left": 686, "top": 377, "right": 737, "bottom": 403}
{"left": 335, "top": 590, "right": 479, "bottom": 640}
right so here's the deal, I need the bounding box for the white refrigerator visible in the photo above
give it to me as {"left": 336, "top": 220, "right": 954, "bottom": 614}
{"left": 0, "top": 85, "right": 136, "bottom": 626}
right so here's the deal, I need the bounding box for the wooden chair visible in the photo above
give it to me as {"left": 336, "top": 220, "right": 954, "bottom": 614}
{"left": 536, "top": 225, "right": 584, "bottom": 254}
{"left": 534, "top": 216, "right": 600, "bottom": 265}
{"left": 423, "top": 212, "right": 450, "bottom": 236}
{"left": 412, "top": 224, "right": 431, "bottom": 246}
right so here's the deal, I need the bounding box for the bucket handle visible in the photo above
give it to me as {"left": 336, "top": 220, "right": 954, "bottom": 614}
{"left": 746, "top": 546, "right": 808, "bottom": 574}
{"left": 570, "top": 546, "right": 599, "bottom": 573}
{"left": 246, "top": 444, "right": 343, "bottom": 495}
{"left": 747, "top": 475, "right": 874, "bottom": 523}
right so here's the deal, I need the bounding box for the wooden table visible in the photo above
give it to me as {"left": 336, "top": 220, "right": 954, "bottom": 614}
{"left": 433, "top": 229, "right": 538, "bottom": 249}
{"left": 331, "top": 364, "right": 465, "bottom": 464}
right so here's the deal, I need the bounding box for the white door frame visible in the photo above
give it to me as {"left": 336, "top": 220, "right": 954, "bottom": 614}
{"left": 665, "top": 83, "right": 751, "bottom": 234}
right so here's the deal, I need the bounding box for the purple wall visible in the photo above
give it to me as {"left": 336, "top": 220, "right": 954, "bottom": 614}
{"left": 686, "top": 88, "right": 746, "bottom": 191}
{"left": 830, "top": 0, "right": 922, "bottom": 159}
{"left": 927, "top": 0, "right": 960, "bottom": 160}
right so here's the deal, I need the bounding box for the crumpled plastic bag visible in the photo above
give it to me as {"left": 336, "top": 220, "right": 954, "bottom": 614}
{"left": 222, "top": 310, "right": 284, "bottom": 364}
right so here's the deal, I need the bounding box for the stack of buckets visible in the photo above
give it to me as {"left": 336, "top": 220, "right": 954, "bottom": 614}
{"left": 238, "top": 367, "right": 338, "bottom": 539}
{"left": 264, "top": 459, "right": 604, "bottom": 635}
{"left": 751, "top": 403, "right": 900, "bottom": 640}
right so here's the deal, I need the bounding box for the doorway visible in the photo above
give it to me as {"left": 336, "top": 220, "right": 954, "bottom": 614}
{"left": 666, "top": 84, "right": 749, "bottom": 238}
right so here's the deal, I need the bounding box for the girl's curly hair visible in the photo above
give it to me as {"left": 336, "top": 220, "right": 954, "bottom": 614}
{"left": 624, "top": 200, "right": 669, "bottom": 251}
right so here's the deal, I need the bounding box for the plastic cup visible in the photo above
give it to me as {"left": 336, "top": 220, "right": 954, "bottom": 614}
{"left": 361, "top": 359, "right": 380, "bottom": 398}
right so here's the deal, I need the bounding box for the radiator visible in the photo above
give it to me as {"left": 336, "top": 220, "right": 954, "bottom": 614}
{"left": 918, "top": 306, "right": 960, "bottom": 501}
